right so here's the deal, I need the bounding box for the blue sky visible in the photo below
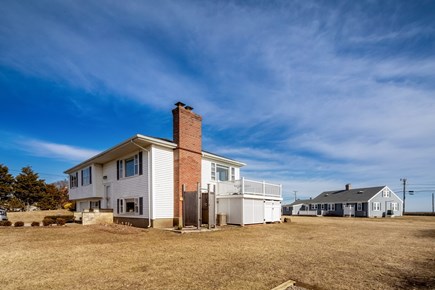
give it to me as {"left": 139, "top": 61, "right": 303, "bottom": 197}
{"left": 1, "top": 1, "right": 435, "bottom": 211}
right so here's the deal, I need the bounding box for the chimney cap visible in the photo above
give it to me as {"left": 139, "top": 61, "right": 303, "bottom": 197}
{"left": 185, "top": 105, "right": 194, "bottom": 111}
{"left": 175, "top": 101, "right": 186, "bottom": 107}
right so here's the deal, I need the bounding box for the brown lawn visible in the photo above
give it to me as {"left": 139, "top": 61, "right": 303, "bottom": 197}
{"left": 0, "top": 215, "right": 434, "bottom": 290}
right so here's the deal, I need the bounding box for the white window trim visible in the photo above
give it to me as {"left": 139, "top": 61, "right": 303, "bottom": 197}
{"left": 321, "top": 204, "right": 325, "bottom": 210}
{"left": 357, "top": 202, "right": 362, "bottom": 211}
{"left": 392, "top": 202, "right": 398, "bottom": 211}
{"left": 118, "top": 197, "right": 140, "bottom": 215}
{"left": 373, "top": 202, "right": 381, "bottom": 211}
{"left": 211, "top": 163, "right": 216, "bottom": 181}
{"left": 328, "top": 203, "right": 335, "bottom": 211}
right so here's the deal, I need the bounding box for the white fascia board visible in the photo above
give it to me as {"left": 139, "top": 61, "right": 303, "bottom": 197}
{"left": 202, "top": 152, "right": 246, "bottom": 167}
{"left": 386, "top": 186, "right": 403, "bottom": 203}
{"left": 64, "top": 134, "right": 176, "bottom": 174}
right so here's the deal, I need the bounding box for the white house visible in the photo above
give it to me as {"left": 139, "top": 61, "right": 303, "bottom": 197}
{"left": 65, "top": 102, "right": 282, "bottom": 228}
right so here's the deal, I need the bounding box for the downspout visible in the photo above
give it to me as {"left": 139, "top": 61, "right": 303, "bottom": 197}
{"left": 131, "top": 140, "right": 152, "bottom": 228}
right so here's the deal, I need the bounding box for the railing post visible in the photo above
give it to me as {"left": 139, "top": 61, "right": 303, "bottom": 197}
{"left": 262, "top": 180, "right": 265, "bottom": 196}
{"left": 241, "top": 177, "right": 245, "bottom": 194}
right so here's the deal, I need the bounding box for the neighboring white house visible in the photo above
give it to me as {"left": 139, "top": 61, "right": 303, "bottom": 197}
{"left": 65, "top": 103, "right": 282, "bottom": 227}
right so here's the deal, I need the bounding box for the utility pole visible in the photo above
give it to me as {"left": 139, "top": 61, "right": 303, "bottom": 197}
{"left": 293, "top": 191, "right": 298, "bottom": 201}
{"left": 400, "top": 178, "right": 407, "bottom": 215}
{"left": 432, "top": 193, "right": 434, "bottom": 213}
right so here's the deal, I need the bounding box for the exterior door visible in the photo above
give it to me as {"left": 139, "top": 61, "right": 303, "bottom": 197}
{"left": 264, "top": 201, "right": 273, "bottom": 222}
{"left": 183, "top": 191, "right": 198, "bottom": 227}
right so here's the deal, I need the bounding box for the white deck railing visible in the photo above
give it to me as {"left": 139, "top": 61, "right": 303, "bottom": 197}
{"left": 216, "top": 177, "right": 282, "bottom": 198}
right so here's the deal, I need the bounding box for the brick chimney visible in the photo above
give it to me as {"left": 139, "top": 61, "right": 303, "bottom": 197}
{"left": 172, "top": 102, "right": 202, "bottom": 226}
{"left": 345, "top": 183, "right": 352, "bottom": 191}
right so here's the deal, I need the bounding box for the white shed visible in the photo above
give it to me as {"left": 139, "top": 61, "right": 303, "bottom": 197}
{"left": 216, "top": 178, "right": 282, "bottom": 226}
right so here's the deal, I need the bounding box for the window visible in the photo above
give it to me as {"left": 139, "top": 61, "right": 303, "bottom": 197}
{"left": 125, "top": 198, "right": 138, "bottom": 213}
{"left": 321, "top": 204, "right": 325, "bottom": 210}
{"left": 373, "top": 202, "right": 381, "bottom": 211}
{"left": 117, "top": 198, "right": 140, "bottom": 214}
{"left": 392, "top": 202, "right": 398, "bottom": 211}
{"left": 117, "top": 160, "right": 123, "bottom": 180}
{"left": 81, "top": 167, "right": 92, "bottom": 186}
{"left": 90, "top": 201, "right": 100, "bottom": 210}
{"left": 328, "top": 203, "right": 335, "bottom": 211}
{"left": 357, "top": 202, "right": 362, "bottom": 211}
{"left": 211, "top": 163, "right": 216, "bottom": 181}
{"left": 313, "top": 204, "right": 318, "bottom": 209}
{"left": 70, "top": 172, "right": 78, "bottom": 188}
{"left": 125, "top": 155, "right": 139, "bottom": 177}
{"left": 118, "top": 153, "right": 143, "bottom": 179}
{"left": 216, "top": 164, "right": 229, "bottom": 181}
{"left": 231, "top": 167, "right": 235, "bottom": 181}
{"left": 383, "top": 189, "right": 390, "bottom": 197}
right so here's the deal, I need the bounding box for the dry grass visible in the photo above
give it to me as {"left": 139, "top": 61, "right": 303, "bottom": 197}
{"left": 7, "top": 209, "right": 71, "bottom": 223}
{"left": 1, "top": 215, "right": 434, "bottom": 290}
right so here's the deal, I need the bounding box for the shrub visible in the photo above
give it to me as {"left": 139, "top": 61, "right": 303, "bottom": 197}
{"left": 44, "top": 215, "right": 74, "bottom": 223}
{"left": 0, "top": 220, "right": 12, "bottom": 226}
{"left": 14, "top": 221, "right": 24, "bottom": 227}
{"left": 42, "top": 218, "right": 55, "bottom": 226}
{"left": 31, "top": 221, "right": 40, "bottom": 227}
{"left": 56, "top": 218, "right": 66, "bottom": 226}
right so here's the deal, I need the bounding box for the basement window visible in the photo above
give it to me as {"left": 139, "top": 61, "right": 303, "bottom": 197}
{"left": 117, "top": 198, "right": 142, "bottom": 215}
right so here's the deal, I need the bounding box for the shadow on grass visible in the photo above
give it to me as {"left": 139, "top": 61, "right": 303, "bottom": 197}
{"left": 417, "top": 229, "right": 435, "bottom": 239}
{"left": 396, "top": 258, "right": 435, "bottom": 289}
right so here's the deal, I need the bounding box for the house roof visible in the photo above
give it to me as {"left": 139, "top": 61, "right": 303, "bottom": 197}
{"left": 283, "top": 199, "right": 312, "bottom": 207}
{"left": 202, "top": 151, "right": 246, "bottom": 167}
{"left": 311, "top": 186, "right": 386, "bottom": 203}
{"left": 64, "top": 134, "right": 245, "bottom": 174}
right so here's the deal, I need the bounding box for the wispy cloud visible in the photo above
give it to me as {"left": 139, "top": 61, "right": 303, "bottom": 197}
{"left": 18, "top": 139, "right": 100, "bottom": 162}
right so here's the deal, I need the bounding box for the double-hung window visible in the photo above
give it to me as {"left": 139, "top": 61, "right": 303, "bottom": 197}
{"left": 382, "top": 189, "right": 390, "bottom": 197}
{"left": 125, "top": 155, "right": 138, "bottom": 177}
{"left": 357, "top": 202, "right": 362, "bottom": 211}
{"left": 328, "top": 203, "right": 335, "bottom": 211}
{"left": 70, "top": 172, "right": 78, "bottom": 188}
{"left": 321, "top": 204, "right": 325, "bottom": 210}
{"left": 216, "top": 165, "right": 229, "bottom": 181}
{"left": 392, "top": 202, "right": 398, "bottom": 211}
{"left": 210, "top": 163, "right": 233, "bottom": 182}
{"left": 117, "top": 152, "right": 142, "bottom": 179}
{"left": 81, "top": 167, "right": 92, "bottom": 186}
{"left": 373, "top": 202, "right": 381, "bottom": 211}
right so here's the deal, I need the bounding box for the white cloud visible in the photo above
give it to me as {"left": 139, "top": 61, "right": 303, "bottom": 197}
{"left": 19, "top": 139, "right": 100, "bottom": 162}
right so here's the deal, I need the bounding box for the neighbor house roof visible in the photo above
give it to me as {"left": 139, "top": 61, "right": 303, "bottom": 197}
{"left": 311, "top": 186, "right": 386, "bottom": 204}
{"left": 283, "top": 199, "right": 312, "bottom": 207}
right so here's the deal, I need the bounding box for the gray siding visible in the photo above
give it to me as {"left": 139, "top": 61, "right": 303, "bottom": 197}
{"left": 368, "top": 190, "right": 402, "bottom": 217}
